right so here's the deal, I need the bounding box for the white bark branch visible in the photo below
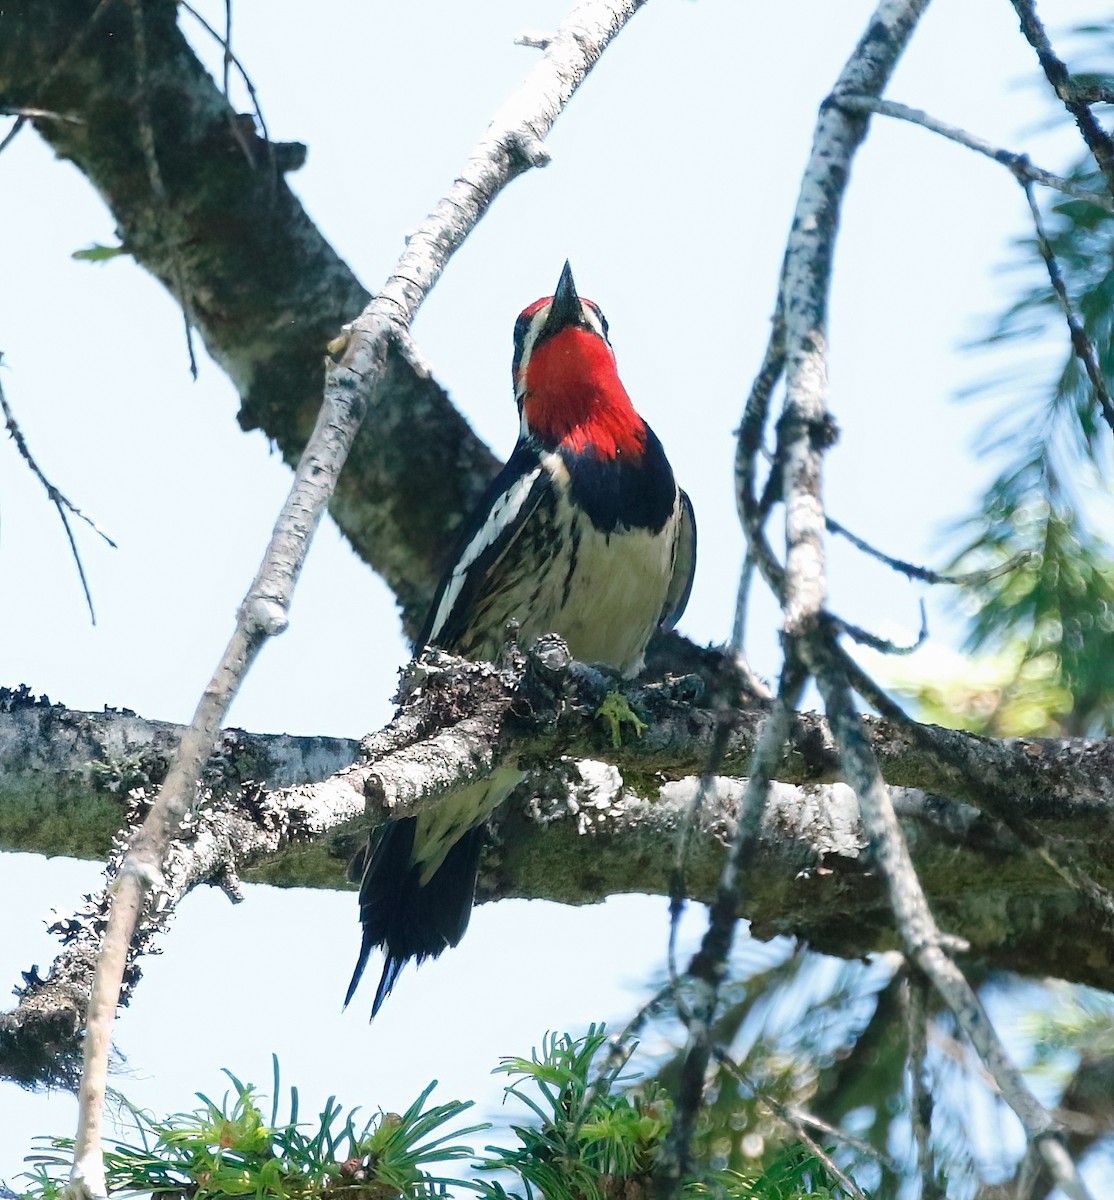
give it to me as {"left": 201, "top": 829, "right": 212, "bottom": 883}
{"left": 63, "top": 3, "right": 650, "bottom": 1195}
{"left": 835, "top": 94, "right": 1114, "bottom": 213}
{"left": 732, "top": 0, "right": 1094, "bottom": 1191}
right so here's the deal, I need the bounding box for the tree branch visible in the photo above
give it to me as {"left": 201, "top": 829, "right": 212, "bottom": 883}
{"left": 1009, "top": 0, "right": 1114, "bottom": 198}
{"left": 0, "top": 0, "right": 498, "bottom": 634}
{"left": 833, "top": 94, "right": 1114, "bottom": 213}
{"left": 728, "top": 0, "right": 1094, "bottom": 1191}
{"left": 8, "top": 645, "right": 1114, "bottom": 1091}
{"left": 47, "top": 3, "right": 651, "bottom": 1194}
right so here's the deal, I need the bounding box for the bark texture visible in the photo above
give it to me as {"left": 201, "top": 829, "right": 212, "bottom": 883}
{"left": 4, "top": 637, "right": 1114, "bottom": 1093}
{"left": 0, "top": 0, "right": 499, "bottom": 633}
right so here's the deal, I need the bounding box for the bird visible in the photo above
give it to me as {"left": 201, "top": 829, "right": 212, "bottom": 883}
{"left": 346, "top": 261, "right": 696, "bottom": 1017}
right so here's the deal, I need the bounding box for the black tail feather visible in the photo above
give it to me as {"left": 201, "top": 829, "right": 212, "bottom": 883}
{"left": 346, "top": 817, "right": 487, "bottom": 1018}
{"left": 371, "top": 953, "right": 405, "bottom": 1019}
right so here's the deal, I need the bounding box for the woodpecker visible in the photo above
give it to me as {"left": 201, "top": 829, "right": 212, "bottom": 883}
{"left": 347, "top": 262, "right": 696, "bottom": 1017}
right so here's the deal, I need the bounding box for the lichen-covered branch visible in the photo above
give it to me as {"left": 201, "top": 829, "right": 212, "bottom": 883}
{"left": 7, "top": 643, "right": 1114, "bottom": 1092}
{"left": 10, "top": 653, "right": 1114, "bottom": 859}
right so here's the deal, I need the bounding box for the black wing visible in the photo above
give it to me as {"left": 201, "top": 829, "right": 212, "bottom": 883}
{"left": 660, "top": 488, "right": 696, "bottom": 631}
{"left": 418, "top": 439, "right": 554, "bottom": 654}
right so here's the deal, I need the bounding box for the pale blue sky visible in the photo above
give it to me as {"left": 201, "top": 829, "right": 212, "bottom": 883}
{"left": 0, "top": 0, "right": 1105, "bottom": 1187}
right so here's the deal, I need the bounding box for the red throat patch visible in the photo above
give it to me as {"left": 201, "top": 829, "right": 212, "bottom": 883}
{"left": 523, "top": 328, "right": 646, "bottom": 459}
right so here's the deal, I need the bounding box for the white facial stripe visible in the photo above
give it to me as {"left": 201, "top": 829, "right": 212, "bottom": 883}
{"left": 515, "top": 304, "right": 552, "bottom": 401}
{"left": 428, "top": 465, "right": 544, "bottom": 641}
{"left": 581, "top": 306, "right": 605, "bottom": 338}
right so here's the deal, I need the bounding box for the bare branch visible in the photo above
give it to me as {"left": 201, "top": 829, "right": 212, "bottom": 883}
{"left": 0, "top": 0, "right": 112, "bottom": 156}
{"left": 0, "top": 1, "right": 495, "bottom": 634}
{"left": 831, "top": 602, "right": 928, "bottom": 656}
{"left": 901, "top": 973, "right": 941, "bottom": 1200}
{"left": 0, "top": 367, "right": 117, "bottom": 624}
{"left": 755, "top": 0, "right": 1093, "bottom": 1189}
{"left": 826, "top": 514, "right": 1033, "bottom": 586}
{"left": 1009, "top": 0, "right": 1114, "bottom": 197}
{"left": 0, "top": 105, "right": 81, "bottom": 123}
{"left": 734, "top": 310, "right": 786, "bottom": 598}
{"left": 515, "top": 30, "right": 554, "bottom": 50}
{"left": 661, "top": 663, "right": 806, "bottom": 1191}
{"left": 807, "top": 635, "right": 1091, "bottom": 1200}
{"left": 64, "top": 4, "right": 651, "bottom": 1194}
{"left": 834, "top": 94, "right": 1114, "bottom": 213}
{"left": 1015, "top": 171, "right": 1114, "bottom": 436}
{"left": 8, "top": 655, "right": 1114, "bottom": 1088}
{"left": 125, "top": 0, "right": 198, "bottom": 379}
{"left": 177, "top": 0, "right": 274, "bottom": 162}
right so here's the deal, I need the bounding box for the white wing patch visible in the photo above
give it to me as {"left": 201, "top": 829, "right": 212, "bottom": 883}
{"left": 427, "top": 465, "right": 544, "bottom": 643}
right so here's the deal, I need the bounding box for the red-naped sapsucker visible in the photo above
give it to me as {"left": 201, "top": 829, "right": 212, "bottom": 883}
{"left": 347, "top": 262, "right": 696, "bottom": 1016}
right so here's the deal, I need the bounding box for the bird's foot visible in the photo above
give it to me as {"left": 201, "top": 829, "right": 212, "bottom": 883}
{"left": 595, "top": 691, "right": 647, "bottom": 749}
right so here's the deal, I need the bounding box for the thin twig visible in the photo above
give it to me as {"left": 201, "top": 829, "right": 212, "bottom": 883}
{"left": 831, "top": 601, "right": 928, "bottom": 657}
{"left": 734, "top": 310, "right": 786, "bottom": 598}
{"left": 1068, "top": 83, "right": 1114, "bottom": 105}
{"left": 659, "top": 658, "right": 807, "bottom": 1194}
{"left": 730, "top": 551, "right": 755, "bottom": 653}
{"left": 827, "top": 515, "right": 1033, "bottom": 586}
{"left": 1015, "top": 171, "right": 1114, "bottom": 436}
{"left": 0, "top": 105, "right": 82, "bottom": 124}
{"left": 1010, "top": 0, "right": 1114, "bottom": 197}
{"left": 127, "top": 0, "right": 199, "bottom": 380}
{"left": 177, "top": 0, "right": 274, "bottom": 166}
{"left": 515, "top": 30, "right": 553, "bottom": 50}
{"left": 0, "top": 367, "right": 117, "bottom": 625}
{"left": 712, "top": 1051, "right": 868, "bottom": 1200}
{"left": 833, "top": 94, "right": 1114, "bottom": 214}
{"left": 901, "top": 972, "right": 941, "bottom": 1200}
{"left": 0, "top": 0, "right": 113, "bottom": 157}
{"left": 0, "top": 114, "right": 26, "bottom": 154}
{"left": 64, "top": 4, "right": 652, "bottom": 1197}
{"left": 575, "top": 983, "right": 674, "bottom": 1143}
{"left": 666, "top": 656, "right": 744, "bottom": 1016}
{"left": 222, "top": 0, "right": 232, "bottom": 100}
{"left": 783, "top": 1103, "right": 903, "bottom": 1176}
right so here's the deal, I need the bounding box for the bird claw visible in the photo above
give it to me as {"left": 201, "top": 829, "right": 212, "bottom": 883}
{"left": 595, "top": 691, "right": 647, "bottom": 749}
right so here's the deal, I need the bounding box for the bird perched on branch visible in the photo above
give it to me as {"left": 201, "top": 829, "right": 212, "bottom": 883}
{"left": 347, "top": 261, "right": 696, "bottom": 1017}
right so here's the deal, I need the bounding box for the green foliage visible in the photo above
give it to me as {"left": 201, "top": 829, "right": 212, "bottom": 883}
{"left": 71, "top": 242, "right": 128, "bottom": 263}
{"left": 1024, "top": 983, "right": 1114, "bottom": 1072}
{"left": 479, "top": 1025, "right": 853, "bottom": 1200}
{"left": 950, "top": 23, "right": 1114, "bottom": 735}
{"left": 14, "top": 1037, "right": 858, "bottom": 1200}
{"left": 480, "top": 1026, "right": 671, "bottom": 1198}
{"left": 950, "top": 493, "right": 1114, "bottom": 735}
{"left": 871, "top": 638, "right": 1074, "bottom": 736}
{"left": 20, "top": 1057, "right": 483, "bottom": 1200}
